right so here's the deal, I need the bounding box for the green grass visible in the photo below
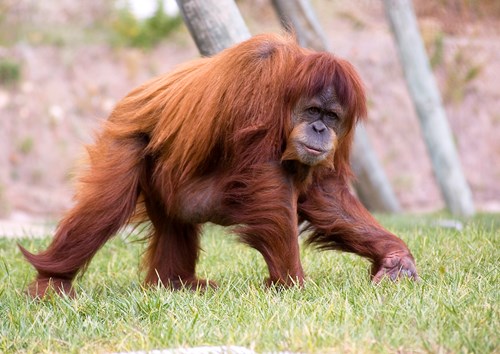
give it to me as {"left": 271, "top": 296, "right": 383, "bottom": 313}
{"left": 1, "top": 214, "right": 499, "bottom": 353}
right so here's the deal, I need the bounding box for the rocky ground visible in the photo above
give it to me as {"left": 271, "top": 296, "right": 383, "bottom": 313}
{"left": 0, "top": 1, "right": 499, "bottom": 227}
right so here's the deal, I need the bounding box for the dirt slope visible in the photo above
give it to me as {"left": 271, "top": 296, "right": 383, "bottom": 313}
{"left": 0, "top": 2, "right": 499, "bottom": 222}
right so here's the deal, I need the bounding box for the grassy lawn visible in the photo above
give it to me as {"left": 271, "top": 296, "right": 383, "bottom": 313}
{"left": 1, "top": 214, "right": 498, "bottom": 353}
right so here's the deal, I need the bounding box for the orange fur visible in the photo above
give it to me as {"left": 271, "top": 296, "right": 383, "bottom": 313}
{"left": 19, "top": 34, "right": 416, "bottom": 298}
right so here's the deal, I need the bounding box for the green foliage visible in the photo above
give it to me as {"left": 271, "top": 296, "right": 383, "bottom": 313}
{"left": 427, "top": 32, "right": 484, "bottom": 104}
{"left": 1, "top": 214, "right": 499, "bottom": 353}
{"left": 0, "top": 58, "right": 21, "bottom": 86}
{"left": 444, "top": 49, "right": 483, "bottom": 103}
{"left": 336, "top": 10, "right": 366, "bottom": 30}
{"left": 112, "top": 1, "right": 182, "bottom": 49}
{"left": 17, "top": 136, "right": 34, "bottom": 155}
{"left": 429, "top": 31, "right": 445, "bottom": 69}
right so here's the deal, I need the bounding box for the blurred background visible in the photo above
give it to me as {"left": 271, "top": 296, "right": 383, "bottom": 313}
{"left": 0, "top": 0, "right": 499, "bottom": 222}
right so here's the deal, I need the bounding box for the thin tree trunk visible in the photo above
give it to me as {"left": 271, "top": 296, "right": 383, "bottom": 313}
{"left": 272, "top": 0, "right": 401, "bottom": 213}
{"left": 383, "top": 0, "right": 475, "bottom": 217}
{"left": 351, "top": 126, "right": 401, "bottom": 212}
{"left": 175, "top": 0, "right": 250, "bottom": 57}
{"left": 271, "top": 0, "right": 326, "bottom": 51}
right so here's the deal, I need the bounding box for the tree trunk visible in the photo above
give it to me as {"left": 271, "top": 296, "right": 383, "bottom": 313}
{"left": 272, "top": 0, "right": 401, "bottom": 213}
{"left": 383, "top": 0, "right": 475, "bottom": 217}
{"left": 175, "top": 0, "right": 250, "bottom": 57}
{"left": 271, "top": 0, "right": 326, "bottom": 51}
{"left": 351, "top": 125, "right": 401, "bottom": 212}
